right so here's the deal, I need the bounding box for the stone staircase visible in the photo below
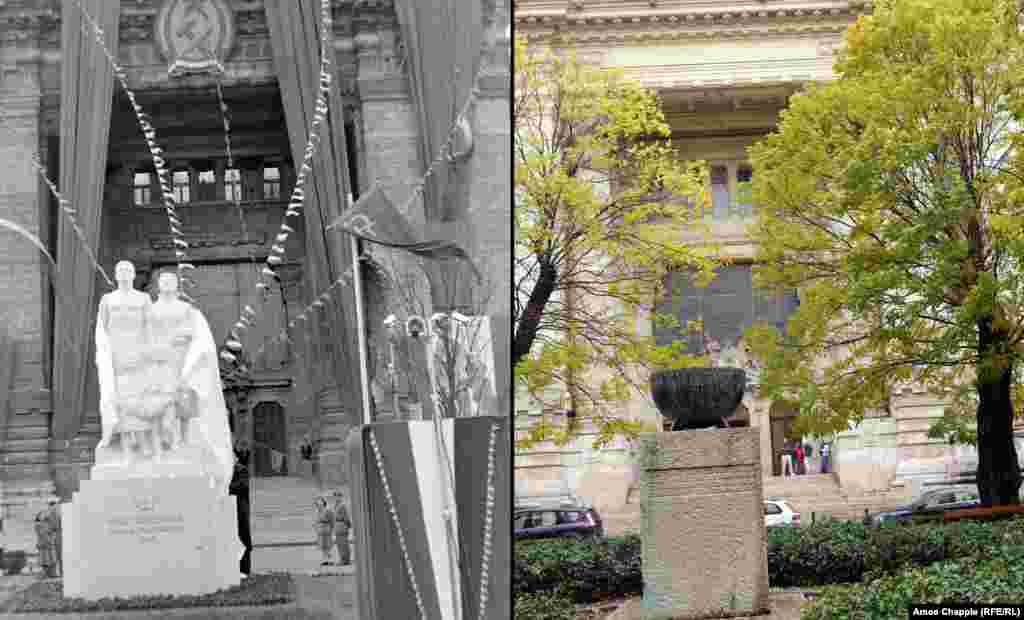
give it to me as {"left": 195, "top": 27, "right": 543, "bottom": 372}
{"left": 602, "top": 472, "right": 915, "bottom": 536}
{"left": 763, "top": 473, "right": 913, "bottom": 523}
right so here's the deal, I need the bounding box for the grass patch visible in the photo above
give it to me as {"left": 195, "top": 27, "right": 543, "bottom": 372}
{"left": 7, "top": 573, "right": 294, "bottom": 615}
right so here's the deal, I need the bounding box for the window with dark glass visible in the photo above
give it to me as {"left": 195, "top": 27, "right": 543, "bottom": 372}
{"left": 197, "top": 166, "right": 217, "bottom": 202}
{"left": 225, "top": 168, "right": 242, "bottom": 202}
{"left": 133, "top": 172, "right": 152, "bottom": 206}
{"left": 654, "top": 265, "right": 800, "bottom": 354}
{"left": 736, "top": 165, "right": 753, "bottom": 217}
{"left": 172, "top": 170, "right": 191, "bottom": 204}
{"left": 263, "top": 166, "right": 281, "bottom": 200}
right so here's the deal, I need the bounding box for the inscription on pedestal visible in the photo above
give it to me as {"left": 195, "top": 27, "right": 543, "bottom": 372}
{"left": 106, "top": 513, "right": 186, "bottom": 541}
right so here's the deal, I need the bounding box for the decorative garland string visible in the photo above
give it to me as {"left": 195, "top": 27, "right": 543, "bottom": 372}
{"left": 219, "top": 0, "right": 334, "bottom": 365}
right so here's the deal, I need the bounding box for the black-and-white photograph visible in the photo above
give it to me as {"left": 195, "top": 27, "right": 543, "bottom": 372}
{"left": 0, "top": 0, "right": 510, "bottom": 618}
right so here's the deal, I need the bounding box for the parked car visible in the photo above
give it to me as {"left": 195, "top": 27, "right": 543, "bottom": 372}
{"left": 871, "top": 487, "right": 980, "bottom": 524}
{"left": 514, "top": 498, "right": 604, "bottom": 542}
{"left": 765, "top": 499, "right": 801, "bottom": 528}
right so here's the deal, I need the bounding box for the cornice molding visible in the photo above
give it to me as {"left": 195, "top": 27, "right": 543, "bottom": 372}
{"left": 515, "top": 0, "right": 869, "bottom": 42}
{"left": 0, "top": 0, "right": 397, "bottom": 46}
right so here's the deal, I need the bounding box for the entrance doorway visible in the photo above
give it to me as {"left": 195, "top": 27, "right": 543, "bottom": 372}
{"left": 253, "top": 401, "right": 287, "bottom": 477}
{"left": 769, "top": 402, "right": 798, "bottom": 477}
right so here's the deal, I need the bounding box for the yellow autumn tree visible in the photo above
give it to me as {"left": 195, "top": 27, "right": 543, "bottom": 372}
{"left": 513, "top": 36, "right": 722, "bottom": 447}
{"left": 747, "top": 0, "right": 1024, "bottom": 505}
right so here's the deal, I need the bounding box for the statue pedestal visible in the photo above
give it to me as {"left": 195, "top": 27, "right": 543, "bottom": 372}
{"left": 61, "top": 475, "right": 243, "bottom": 600}
{"left": 639, "top": 428, "right": 769, "bottom": 619}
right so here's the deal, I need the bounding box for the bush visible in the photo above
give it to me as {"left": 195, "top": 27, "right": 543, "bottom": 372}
{"left": 513, "top": 535, "right": 642, "bottom": 604}
{"left": 803, "top": 545, "right": 1024, "bottom": 620}
{"left": 768, "top": 514, "right": 1024, "bottom": 588}
{"left": 767, "top": 519, "right": 866, "bottom": 587}
{"left": 513, "top": 590, "right": 576, "bottom": 620}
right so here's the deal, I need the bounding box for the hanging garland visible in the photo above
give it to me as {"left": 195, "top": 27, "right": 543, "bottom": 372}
{"left": 219, "top": 18, "right": 497, "bottom": 369}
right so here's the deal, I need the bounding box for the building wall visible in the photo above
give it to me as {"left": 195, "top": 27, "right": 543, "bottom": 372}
{"left": 516, "top": 1, "right": 994, "bottom": 509}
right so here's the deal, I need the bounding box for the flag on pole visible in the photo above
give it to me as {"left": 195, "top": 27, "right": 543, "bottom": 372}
{"left": 326, "top": 183, "right": 481, "bottom": 281}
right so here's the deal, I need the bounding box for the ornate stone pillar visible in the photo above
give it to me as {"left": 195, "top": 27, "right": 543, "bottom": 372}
{"left": 464, "top": 8, "right": 511, "bottom": 416}
{"left": 0, "top": 47, "right": 58, "bottom": 557}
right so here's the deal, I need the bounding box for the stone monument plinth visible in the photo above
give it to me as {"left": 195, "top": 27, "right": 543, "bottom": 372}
{"left": 62, "top": 475, "right": 242, "bottom": 599}
{"left": 61, "top": 263, "right": 243, "bottom": 600}
{"left": 639, "top": 427, "right": 769, "bottom": 619}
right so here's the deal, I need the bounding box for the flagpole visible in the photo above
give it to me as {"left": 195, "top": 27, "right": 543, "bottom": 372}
{"left": 348, "top": 193, "right": 373, "bottom": 427}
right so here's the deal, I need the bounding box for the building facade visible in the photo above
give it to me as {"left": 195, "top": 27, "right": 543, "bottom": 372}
{"left": 0, "top": 0, "right": 510, "bottom": 539}
{"left": 514, "top": 0, "right": 1005, "bottom": 514}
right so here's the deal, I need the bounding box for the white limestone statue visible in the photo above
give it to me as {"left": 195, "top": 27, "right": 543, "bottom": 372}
{"left": 147, "top": 269, "right": 235, "bottom": 494}
{"left": 93, "top": 264, "right": 234, "bottom": 495}
{"left": 95, "top": 261, "right": 160, "bottom": 463}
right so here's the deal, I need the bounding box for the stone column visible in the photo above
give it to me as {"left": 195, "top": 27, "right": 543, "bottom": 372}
{"left": 639, "top": 428, "right": 769, "bottom": 619}
{"left": 0, "top": 57, "right": 58, "bottom": 556}
{"left": 354, "top": 20, "right": 434, "bottom": 419}
{"left": 464, "top": 15, "right": 511, "bottom": 417}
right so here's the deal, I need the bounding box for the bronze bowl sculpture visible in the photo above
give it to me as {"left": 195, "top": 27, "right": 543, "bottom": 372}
{"left": 650, "top": 367, "right": 747, "bottom": 431}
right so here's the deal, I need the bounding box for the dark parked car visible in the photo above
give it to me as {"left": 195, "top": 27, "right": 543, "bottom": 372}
{"left": 513, "top": 500, "right": 604, "bottom": 542}
{"left": 872, "top": 487, "right": 980, "bottom": 524}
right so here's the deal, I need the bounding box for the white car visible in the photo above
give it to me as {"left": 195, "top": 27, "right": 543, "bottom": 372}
{"left": 765, "top": 499, "right": 801, "bottom": 528}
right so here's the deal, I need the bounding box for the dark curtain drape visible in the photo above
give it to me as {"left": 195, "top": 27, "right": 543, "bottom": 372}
{"left": 265, "top": 2, "right": 363, "bottom": 410}
{"left": 395, "top": 0, "right": 484, "bottom": 312}
{"left": 51, "top": 1, "right": 119, "bottom": 443}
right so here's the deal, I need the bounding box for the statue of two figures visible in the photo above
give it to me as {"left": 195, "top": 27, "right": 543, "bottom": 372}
{"left": 93, "top": 261, "right": 234, "bottom": 491}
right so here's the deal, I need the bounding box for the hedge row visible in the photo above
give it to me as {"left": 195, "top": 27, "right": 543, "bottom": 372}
{"left": 513, "top": 534, "right": 642, "bottom": 604}
{"left": 768, "top": 514, "right": 1024, "bottom": 587}
{"left": 803, "top": 544, "right": 1024, "bottom": 620}
{"left": 512, "top": 515, "right": 1024, "bottom": 604}
{"left": 512, "top": 590, "right": 577, "bottom": 620}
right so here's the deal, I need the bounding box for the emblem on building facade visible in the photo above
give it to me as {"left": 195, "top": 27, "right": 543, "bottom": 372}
{"left": 155, "top": 0, "right": 236, "bottom": 76}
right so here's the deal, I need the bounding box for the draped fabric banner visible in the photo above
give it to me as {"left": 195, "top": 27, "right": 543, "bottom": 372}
{"left": 51, "top": 1, "right": 120, "bottom": 443}
{"left": 348, "top": 418, "right": 511, "bottom": 620}
{"left": 265, "top": 2, "right": 363, "bottom": 407}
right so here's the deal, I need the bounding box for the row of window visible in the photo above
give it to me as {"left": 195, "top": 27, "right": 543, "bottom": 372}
{"left": 132, "top": 165, "right": 282, "bottom": 206}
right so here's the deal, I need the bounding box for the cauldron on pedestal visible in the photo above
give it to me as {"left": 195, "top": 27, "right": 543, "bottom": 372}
{"left": 650, "top": 368, "right": 747, "bottom": 431}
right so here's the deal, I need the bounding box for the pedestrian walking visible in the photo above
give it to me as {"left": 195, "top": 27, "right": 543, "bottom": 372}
{"left": 821, "top": 442, "right": 831, "bottom": 474}
{"left": 314, "top": 497, "right": 335, "bottom": 567}
{"left": 794, "top": 443, "right": 805, "bottom": 475}
{"left": 332, "top": 491, "right": 351, "bottom": 566}
{"left": 781, "top": 443, "right": 794, "bottom": 477}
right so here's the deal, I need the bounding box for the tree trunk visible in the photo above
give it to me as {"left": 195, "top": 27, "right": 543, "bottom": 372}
{"left": 975, "top": 317, "right": 1021, "bottom": 506}
{"left": 512, "top": 258, "right": 557, "bottom": 367}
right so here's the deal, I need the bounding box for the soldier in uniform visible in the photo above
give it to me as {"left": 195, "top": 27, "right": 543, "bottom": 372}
{"left": 332, "top": 491, "right": 351, "bottom": 566}
{"left": 34, "top": 509, "right": 55, "bottom": 578}
{"left": 45, "top": 499, "right": 62, "bottom": 578}
{"left": 314, "top": 497, "right": 334, "bottom": 566}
